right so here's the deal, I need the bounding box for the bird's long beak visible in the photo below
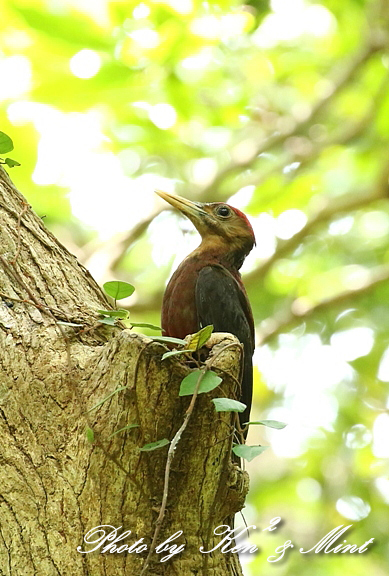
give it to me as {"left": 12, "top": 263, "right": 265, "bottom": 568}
{"left": 155, "top": 190, "right": 208, "bottom": 228}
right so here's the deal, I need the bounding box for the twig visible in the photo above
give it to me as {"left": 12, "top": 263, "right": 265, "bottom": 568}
{"left": 93, "top": 437, "right": 143, "bottom": 491}
{"left": 0, "top": 290, "right": 66, "bottom": 317}
{"left": 110, "top": 41, "right": 385, "bottom": 274}
{"left": 0, "top": 253, "right": 73, "bottom": 384}
{"left": 10, "top": 202, "right": 28, "bottom": 264}
{"left": 212, "top": 365, "right": 242, "bottom": 392}
{"left": 206, "top": 428, "right": 235, "bottom": 449}
{"left": 0, "top": 180, "right": 137, "bottom": 486}
{"left": 139, "top": 339, "right": 245, "bottom": 575}
{"left": 231, "top": 70, "right": 389, "bottom": 195}
{"left": 246, "top": 191, "right": 387, "bottom": 287}
{"left": 0, "top": 255, "right": 49, "bottom": 310}
{"left": 110, "top": 209, "right": 163, "bottom": 270}
{"left": 139, "top": 368, "right": 206, "bottom": 576}
{"left": 246, "top": 160, "right": 389, "bottom": 287}
{"left": 120, "top": 177, "right": 389, "bottom": 323}
{"left": 199, "top": 38, "right": 385, "bottom": 197}
{"left": 257, "top": 264, "right": 389, "bottom": 346}
{"left": 207, "top": 341, "right": 246, "bottom": 439}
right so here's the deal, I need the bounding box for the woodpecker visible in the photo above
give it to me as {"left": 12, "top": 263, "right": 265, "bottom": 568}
{"left": 156, "top": 190, "right": 255, "bottom": 433}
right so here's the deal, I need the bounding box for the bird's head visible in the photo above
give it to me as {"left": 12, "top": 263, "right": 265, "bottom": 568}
{"left": 156, "top": 190, "right": 255, "bottom": 267}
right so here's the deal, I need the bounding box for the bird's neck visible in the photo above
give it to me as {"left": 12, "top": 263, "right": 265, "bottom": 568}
{"left": 194, "top": 236, "right": 250, "bottom": 272}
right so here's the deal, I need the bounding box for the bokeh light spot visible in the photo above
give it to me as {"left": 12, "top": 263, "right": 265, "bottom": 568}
{"left": 149, "top": 103, "right": 177, "bottom": 130}
{"left": 275, "top": 209, "right": 307, "bottom": 240}
{"left": 70, "top": 49, "right": 101, "bottom": 79}
{"left": 330, "top": 327, "right": 374, "bottom": 362}
{"left": 336, "top": 496, "right": 371, "bottom": 521}
{"left": 0, "top": 55, "right": 32, "bottom": 100}
{"left": 345, "top": 424, "right": 372, "bottom": 449}
{"left": 297, "top": 477, "right": 322, "bottom": 502}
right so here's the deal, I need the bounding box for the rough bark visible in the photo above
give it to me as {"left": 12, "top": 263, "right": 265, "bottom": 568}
{"left": 0, "top": 167, "right": 248, "bottom": 576}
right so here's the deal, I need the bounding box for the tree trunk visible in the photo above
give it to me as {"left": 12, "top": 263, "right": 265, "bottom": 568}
{"left": 0, "top": 167, "right": 248, "bottom": 576}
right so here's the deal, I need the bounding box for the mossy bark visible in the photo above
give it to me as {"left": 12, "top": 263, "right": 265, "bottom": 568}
{"left": 0, "top": 167, "right": 248, "bottom": 576}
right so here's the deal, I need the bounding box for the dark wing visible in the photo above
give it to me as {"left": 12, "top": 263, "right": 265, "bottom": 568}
{"left": 195, "top": 265, "right": 254, "bottom": 432}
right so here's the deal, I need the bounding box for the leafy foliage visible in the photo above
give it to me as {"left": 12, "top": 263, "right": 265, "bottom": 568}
{"left": 0, "top": 131, "right": 13, "bottom": 154}
{"left": 212, "top": 398, "right": 247, "bottom": 412}
{"left": 85, "top": 426, "right": 95, "bottom": 444}
{"left": 130, "top": 322, "right": 161, "bottom": 330}
{"left": 3, "top": 157, "right": 21, "bottom": 168}
{"left": 97, "top": 308, "right": 129, "bottom": 319}
{"left": 0, "top": 131, "right": 20, "bottom": 167}
{"left": 103, "top": 281, "right": 135, "bottom": 301}
{"left": 186, "top": 325, "right": 214, "bottom": 350}
{"left": 108, "top": 423, "right": 139, "bottom": 439}
{"left": 161, "top": 348, "right": 192, "bottom": 360}
{"left": 232, "top": 444, "right": 268, "bottom": 462}
{"left": 245, "top": 419, "right": 287, "bottom": 429}
{"left": 140, "top": 438, "right": 170, "bottom": 452}
{"left": 87, "top": 386, "right": 127, "bottom": 412}
{"left": 152, "top": 335, "right": 187, "bottom": 345}
{"left": 98, "top": 316, "right": 117, "bottom": 326}
{"left": 179, "top": 369, "right": 222, "bottom": 396}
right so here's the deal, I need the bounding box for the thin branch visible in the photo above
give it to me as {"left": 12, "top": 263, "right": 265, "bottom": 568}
{"left": 199, "top": 37, "right": 386, "bottom": 197}
{"left": 10, "top": 201, "right": 29, "bottom": 265}
{"left": 232, "top": 70, "right": 389, "bottom": 193}
{"left": 246, "top": 156, "right": 389, "bottom": 288}
{"left": 0, "top": 290, "right": 64, "bottom": 316}
{"left": 245, "top": 185, "right": 389, "bottom": 288}
{"left": 127, "top": 175, "right": 389, "bottom": 316}
{"left": 140, "top": 339, "right": 243, "bottom": 574}
{"left": 0, "top": 254, "right": 54, "bottom": 312}
{"left": 108, "top": 39, "right": 386, "bottom": 276}
{"left": 139, "top": 368, "right": 206, "bottom": 576}
{"left": 110, "top": 208, "right": 163, "bottom": 270}
{"left": 257, "top": 264, "right": 389, "bottom": 346}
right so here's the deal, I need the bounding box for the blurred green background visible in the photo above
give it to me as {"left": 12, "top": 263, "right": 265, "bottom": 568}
{"left": 1, "top": 0, "right": 389, "bottom": 573}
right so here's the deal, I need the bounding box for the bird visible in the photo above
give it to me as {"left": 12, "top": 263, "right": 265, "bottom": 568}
{"left": 156, "top": 190, "right": 255, "bottom": 437}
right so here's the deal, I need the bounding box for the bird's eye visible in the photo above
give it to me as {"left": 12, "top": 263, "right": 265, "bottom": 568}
{"left": 215, "top": 205, "right": 231, "bottom": 218}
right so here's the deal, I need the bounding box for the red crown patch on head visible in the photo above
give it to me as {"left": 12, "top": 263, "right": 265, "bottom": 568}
{"left": 231, "top": 206, "right": 256, "bottom": 245}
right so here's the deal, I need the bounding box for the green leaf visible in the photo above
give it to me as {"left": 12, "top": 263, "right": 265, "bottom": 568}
{"left": 98, "top": 308, "right": 129, "bottom": 319}
{"left": 151, "top": 335, "right": 187, "bottom": 346}
{"left": 108, "top": 423, "right": 139, "bottom": 439}
{"left": 162, "top": 349, "right": 192, "bottom": 360}
{"left": 4, "top": 157, "right": 20, "bottom": 167}
{"left": 85, "top": 427, "right": 95, "bottom": 443}
{"left": 140, "top": 438, "right": 170, "bottom": 451}
{"left": 232, "top": 445, "right": 268, "bottom": 462}
{"left": 0, "top": 132, "right": 14, "bottom": 154}
{"left": 244, "top": 420, "right": 287, "bottom": 429}
{"left": 187, "top": 325, "right": 214, "bottom": 350}
{"left": 56, "top": 321, "right": 84, "bottom": 327}
{"left": 12, "top": 6, "right": 111, "bottom": 50}
{"left": 103, "top": 281, "right": 135, "bottom": 300}
{"left": 179, "top": 369, "right": 222, "bottom": 396}
{"left": 99, "top": 316, "right": 117, "bottom": 326}
{"left": 88, "top": 386, "right": 127, "bottom": 412}
{"left": 212, "top": 398, "right": 247, "bottom": 412}
{"left": 131, "top": 322, "right": 161, "bottom": 330}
